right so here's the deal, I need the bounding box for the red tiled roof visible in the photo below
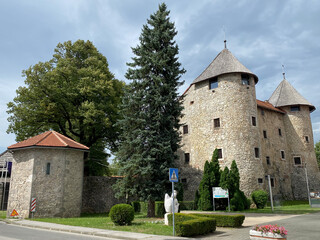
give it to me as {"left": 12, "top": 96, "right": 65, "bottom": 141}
{"left": 256, "top": 100, "right": 285, "bottom": 114}
{"left": 8, "top": 131, "right": 89, "bottom": 150}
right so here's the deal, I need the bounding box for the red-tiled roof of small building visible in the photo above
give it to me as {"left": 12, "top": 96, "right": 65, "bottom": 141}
{"left": 8, "top": 131, "right": 89, "bottom": 151}
{"left": 256, "top": 99, "right": 285, "bottom": 114}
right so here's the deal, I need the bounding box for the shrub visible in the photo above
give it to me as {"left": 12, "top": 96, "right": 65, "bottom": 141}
{"left": 155, "top": 201, "right": 165, "bottom": 217}
{"left": 192, "top": 213, "right": 245, "bottom": 227}
{"left": 131, "top": 201, "right": 141, "bottom": 213}
{"left": 109, "top": 204, "right": 134, "bottom": 226}
{"left": 230, "top": 190, "right": 250, "bottom": 211}
{"left": 179, "top": 201, "right": 195, "bottom": 210}
{"left": 167, "top": 213, "right": 216, "bottom": 237}
{"left": 140, "top": 201, "right": 148, "bottom": 213}
{"left": 251, "top": 190, "right": 268, "bottom": 209}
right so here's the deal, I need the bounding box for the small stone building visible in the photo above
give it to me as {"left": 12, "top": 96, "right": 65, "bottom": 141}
{"left": 179, "top": 43, "right": 320, "bottom": 200}
{"left": 6, "top": 131, "right": 89, "bottom": 218}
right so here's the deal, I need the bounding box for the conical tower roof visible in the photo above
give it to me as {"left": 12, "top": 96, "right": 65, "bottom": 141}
{"left": 193, "top": 48, "right": 258, "bottom": 84}
{"left": 268, "top": 79, "right": 315, "bottom": 112}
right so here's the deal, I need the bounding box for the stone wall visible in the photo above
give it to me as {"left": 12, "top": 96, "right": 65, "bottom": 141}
{"left": 82, "top": 176, "right": 131, "bottom": 213}
{"left": 179, "top": 73, "right": 265, "bottom": 200}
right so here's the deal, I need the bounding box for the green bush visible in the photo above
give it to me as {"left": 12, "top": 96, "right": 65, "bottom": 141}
{"left": 230, "top": 190, "right": 250, "bottom": 211}
{"left": 131, "top": 201, "right": 141, "bottom": 213}
{"left": 251, "top": 190, "right": 268, "bottom": 209}
{"left": 155, "top": 201, "right": 165, "bottom": 217}
{"left": 109, "top": 204, "right": 134, "bottom": 226}
{"left": 167, "top": 213, "right": 216, "bottom": 237}
{"left": 179, "top": 201, "right": 195, "bottom": 210}
{"left": 140, "top": 201, "right": 148, "bottom": 213}
{"left": 192, "top": 213, "right": 245, "bottom": 227}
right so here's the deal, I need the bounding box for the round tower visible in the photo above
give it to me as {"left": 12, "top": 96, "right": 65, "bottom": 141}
{"left": 269, "top": 78, "right": 320, "bottom": 199}
{"left": 180, "top": 44, "right": 265, "bottom": 198}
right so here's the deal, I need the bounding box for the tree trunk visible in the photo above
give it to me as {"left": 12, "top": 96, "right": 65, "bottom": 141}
{"left": 147, "top": 199, "right": 155, "bottom": 218}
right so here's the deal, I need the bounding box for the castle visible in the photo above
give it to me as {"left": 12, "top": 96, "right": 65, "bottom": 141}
{"left": 178, "top": 43, "right": 320, "bottom": 200}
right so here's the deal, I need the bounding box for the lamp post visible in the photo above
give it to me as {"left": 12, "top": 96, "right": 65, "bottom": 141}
{"left": 304, "top": 163, "right": 311, "bottom": 206}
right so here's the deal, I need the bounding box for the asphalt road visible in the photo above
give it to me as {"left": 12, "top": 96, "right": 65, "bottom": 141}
{"left": 199, "top": 212, "right": 320, "bottom": 240}
{"left": 0, "top": 222, "right": 115, "bottom": 240}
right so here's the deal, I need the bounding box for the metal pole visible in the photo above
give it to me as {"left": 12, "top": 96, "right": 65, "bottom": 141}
{"left": 268, "top": 175, "right": 274, "bottom": 211}
{"left": 305, "top": 163, "right": 311, "bottom": 206}
{"left": 1, "top": 161, "right": 8, "bottom": 210}
{"left": 172, "top": 182, "right": 175, "bottom": 236}
{"left": 227, "top": 190, "right": 230, "bottom": 212}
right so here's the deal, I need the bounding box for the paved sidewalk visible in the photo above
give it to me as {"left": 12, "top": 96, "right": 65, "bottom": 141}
{"left": 3, "top": 219, "right": 194, "bottom": 240}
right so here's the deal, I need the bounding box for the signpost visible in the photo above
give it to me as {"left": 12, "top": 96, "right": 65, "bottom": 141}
{"left": 169, "top": 168, "right": 178, "bottom": 236}
{"left": 31, "top": 198, "right": 36, "bottom": 218}
{"left": 212, "top": 187, "right": 230, "bottom": 212}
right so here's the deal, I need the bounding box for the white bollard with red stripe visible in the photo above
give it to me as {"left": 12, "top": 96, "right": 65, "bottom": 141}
{"left": 30, "top": 198, "right": 36, "bottom": 217}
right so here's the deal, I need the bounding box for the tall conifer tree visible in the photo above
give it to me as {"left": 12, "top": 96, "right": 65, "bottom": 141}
{"left": 114, "top": 3, "right": 185, "bottom": 217}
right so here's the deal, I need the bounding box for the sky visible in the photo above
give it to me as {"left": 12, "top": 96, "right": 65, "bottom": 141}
{"left": 1, "top": 0, "right": 320, "bottom": 153}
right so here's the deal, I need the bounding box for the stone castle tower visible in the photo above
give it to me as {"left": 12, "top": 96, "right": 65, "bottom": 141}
{"left": 178, "top": 44, "right": 320, "bottom": 200}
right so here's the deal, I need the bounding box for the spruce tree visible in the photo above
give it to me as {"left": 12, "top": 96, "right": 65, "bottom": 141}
{"left": 114, "top": 3, "right": 185, "bottom": 217}
{"left": 229, "top": 160, "right": 240, "bottom": 198}
{"left": 219, "top": 166, "right": 230, "bottom": 191}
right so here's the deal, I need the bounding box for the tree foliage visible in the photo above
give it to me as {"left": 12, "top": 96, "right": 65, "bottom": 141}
{"left": 315, "top": 141, "right": 320, "bottom": 170}
{"left": 7, "top": 40, "right": 124, "bottom": 175}
{"left": 114, "top": 3, "right": 185, "bottom": 217}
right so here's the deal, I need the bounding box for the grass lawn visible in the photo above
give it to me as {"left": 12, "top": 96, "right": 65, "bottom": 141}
{"left": 32, "top": 213, "right": 173, "bottom": 236}
{"left": 0, "top": 211, "right": 6, "bottom": 219}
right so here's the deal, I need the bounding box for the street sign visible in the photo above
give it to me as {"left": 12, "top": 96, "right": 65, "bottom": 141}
{"left": 213, "top": 187, "right": 229, "bottom": 198}
{"left": 31, "top": 198, "right": 36, "bottom": 212}
{"left": 10, "top": 209, "right": 19, "bottom": 217}
{"left": 169, "top": 168, "right": 178, "bottom": 182}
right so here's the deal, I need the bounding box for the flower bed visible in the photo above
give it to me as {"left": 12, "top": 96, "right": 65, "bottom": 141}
{"left": 250, "top": 224, "right": 287, "bottom": 240}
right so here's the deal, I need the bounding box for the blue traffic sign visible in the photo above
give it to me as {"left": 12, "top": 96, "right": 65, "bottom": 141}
{"left": 169, "top": 168, "right": 178, "bottom": 182}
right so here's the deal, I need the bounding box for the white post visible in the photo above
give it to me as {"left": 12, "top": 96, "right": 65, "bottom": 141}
{"left": 172, "top": 182, "right": 175, "bottom": 236}
{"left": 227, "top": 190, "right": 230, "bottom": 212}
{"left": 268, "top": 175, "right": 274, "bottom": 211}
{"left": 305, "top": 163, "right": 311, "bottom": 206}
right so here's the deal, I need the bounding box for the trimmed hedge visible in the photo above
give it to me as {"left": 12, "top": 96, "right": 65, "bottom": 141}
{"left": 131, "top": 201, "right": 141, "bottom": 213}
{"left": 251, "top": 190, "right": 268, "bottom": 209}
{"left": 179, "top": 201, "right": 195, "bottom": 210}
{"left": 155, "top": 201, "right": 165, "bottom": 217}
{"left": 140, "top": 202, "right": 148, "bottom": 213}
{"left": 167, "top": 213, "right": 216, "bottom": 237}
{"left": 109, "top": 204, "right": 134, "bottom": 226}
{"left": 192, "top": 214, "right": 245, "bottom": 227}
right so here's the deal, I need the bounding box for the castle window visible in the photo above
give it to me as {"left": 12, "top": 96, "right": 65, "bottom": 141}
{"left": 261, "top": 109, "right": 265, "bottom": 116}
{"left": 184, "top": 153, "right": 190, "bottom": 164}
{"left": 263, "top": 130, "right": 267, "bottom": 139}
{"left": 270, "top": 178, "right": 275, "bottom": 187}
{"left": 217, "top": 149, "right": 223, "bottom": 159}
{"left": 181, "top": 178, "right": 187, "bottom": 183}
{"left": 46, "top": 162, "right": 51, "bottom": 175}
{"left": 280, "top": 150, "right": 285, "bottom": 160}
{"left": 258, "top": 178, "right": 263, "bottom": 184}
{"left": 241, "top": 74, "right": 250, "bottom": 85}
{"left": 290, "top": 105, "right": 300, "bottom": 112}
{"left": 305, "top": 136, "right": 309, "bottom": 143}
{"left": 252, "top": 116, "right": 256, "bottom": 126}
{"left": 183, "top": 125, "right": 188, "bottom": 134}
{"left": 278, "top": 128, "right": 282, "bottom": 136}
{"left": 209, "top": 77, "right": 218, "bottom": 90}
{"left": 266, "top": 156, "right": 270, "bottom": 165}
{"left": 254, "top": 148, "right": 260, "bottom": 158}
{"left": 294, "top": 156, "right": 302, "bottom": 165}
{"left": 190, "top": 101, "right": 194, "bottom": 105}
{"left": 214, "top": 118, "right": 220, "bottom": 128}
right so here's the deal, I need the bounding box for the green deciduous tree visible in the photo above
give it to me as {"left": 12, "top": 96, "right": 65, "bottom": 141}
{"left": 114, "top": 3, "right": 185, "bottom": 217}
{"left": 315, "top": 141, "right": 320, "bottom": 170}
{"left": 7, "top": 40, "right": 124, "bottom": 175}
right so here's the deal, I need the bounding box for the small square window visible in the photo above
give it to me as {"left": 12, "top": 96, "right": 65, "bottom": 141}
{"left": 263, "top": 130, "right": 267, "bottom": 139}
{"left": 278, "top": 128, "right": 282, "bottom": 136}
{"left": 258, "top": 178, "right": 263, "bottom": 184}
{"left": 183, "top": 125, "right": 188, "bottom": 134}
{"left": 190, "top": 101, "right": 194, "bottom": 105}
{"left": 291, "top": 105, "right": 300, "bottom": 112}
{"left": 281, "top": 150, "right": 285, "bottom": 159}
{"left": 305, "top": 136, "right": 309, "bottom": 143}
{"left": 254, "top": 148, "right": 260, "bottom": 158}
{"left": 252, "top": 116, "right": 256, "bottom": 126}
{"left": 181, "top": 178, "right": 187, "bottom": 183}
{"left": 217, "top": 149, "right": 223, "bottom": 159}
{"left": 184, "top": 153, "right": 190, "bottom": 164}
{"left": 266, "top": 156, "right": 271, "bottom": 165}
{"left": 294, "top": 157, "right": 302, "bottom": 165}
{"left": 214, "top": 118, "right": 220, "bottom": 128}
{"left": 209, "top": 77, "right": 218, "bottom": 90}
{"left": 261, "top": 109, "right": 265, "bottom": 116}
{"left": 241, "top": 74, "right": 250, "bottom": 85}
